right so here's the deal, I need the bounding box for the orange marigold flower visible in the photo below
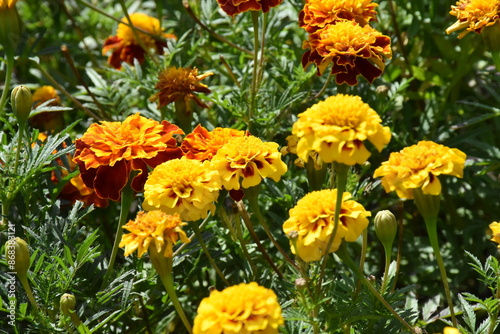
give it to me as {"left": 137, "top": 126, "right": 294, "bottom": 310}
{"left": 193, "top": 282, "right": 284, "bottom": 334}
{"left": 181, "top": 124, "right": 247, "bottom": 161}
{"left": 119, "top": 211, "right": 190, "bottom": 258}
{"left": 216, "top": 0, "right": 282, "bottom": 17}
{"left": 0, "top": 0, "right": 18, "bottom": 9}
{"left": 59, "top": 174, "right": 109, "bottom": 208}
{"left": 302, "top": 20, "right": 392, "bottom": 86}
{"left": 211, "top": 135, "right": 288, "bottom": 191}
{"left": 30, "top": 85, "right": 64, "bottom": 131}
{"left": 150, "top": 67, "right": 213, "bottom": 110}
{"left": 299, "top": 0, "right": 378, "bottom": 33}
{"left": 489, "top": 222, "right": 500, "bottom": 248}
{"left": 102, "top": 13, "right": 176, "bottom": 69}
{"left": 373, "top": 141, "right": 467, "bottom": 199}
{"left": 446, "top": 0, "right": 500, "bottom": 38}
{"left": 283, "top": 189, "right": 370, "bottom": 262}
{"left": 73, "top": 113, "right": 184, "bottom": 201}
{"left": 143, "top": 156, "right": 221, "bottom": 221}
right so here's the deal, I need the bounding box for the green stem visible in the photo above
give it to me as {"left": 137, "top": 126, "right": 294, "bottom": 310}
{"left": 354, "top": 229, "right": 368, "bottom": 296}
{"left": 101, "top": 184, "right": 135, "bottom": 288}
{"left": 13, "top": 123, "right": 25, "bottom": 177}
{"left": 248, "top": 11, "right": 260, "bottom": 133}
{"left": 391, "top": 201, "right": 404, "bottom": 293}
{"left": 380, "top": 244, "right": 392, "bottom": 295}
{"left": 423, "top": 215, "right": 458, "bottom": 327}
{"left": 191, "top": 223, "right": 230, "bottom": 286}
{"left": 336, "top": 243, "right": 416, "bottom": 333}
{"left": 491, "top": 51, "right": 500, "bottom": 74}
{"left": 0, "top": 53, "right": 14, "bottom": 118}
{"left": 157, "top": 257, "right": 193, "bottom": 334}
{"left": 18, "top": 274, "right": 39, "bottom": 312}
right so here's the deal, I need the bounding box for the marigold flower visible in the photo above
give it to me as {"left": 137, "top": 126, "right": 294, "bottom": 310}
{"left": 143, "top": 156, "right": 221, "bottom": 221}
{"left": 102, "top": 13, "right": 176, "bottom": 69}
{"left": 281, "top": 134, "right": 323, "bottom": 170}
{"left": 0, "top": 0, "right": 18, "bottom": 9}
{"left": 216, "top": 0, "right": 282, "bottom": 17}
{"left": 211, "top": 135, "right": 287, "bottom": 191}
{"left": 181, "top": 124, "right": 247, "bottom": 161}
{"left": 59, "top": 174, "right": 109, "bottom": 208}
{"left": 283, "top": 189, "right": 370, "bottom": 262}
{"left": 299, "top": 0, "right": 378, "bottom": 33}
{"left": 73, "top": 113, "right": 183, "bottom": 201}
{"left": 119, "top": 211, "right": 190, "bottom": 258}
{"left": 193, "top": 282, "right": 284, "bottom": 334}
{"left": 446, "top": 0, "right": 500, "bottom": 38}
{"left": 292, "top": 94, "right": 391, "bottom": 166}
{"left": 302, "top": 21, "right": 392, "bottom": 86}
{"left": 373, "top": 141, "right": 467, "bottom": 199}
{"left": 489, "top": 222, "right": 500, "bottom": 248}
{"left": 442, "top": 327, "right": 462, "bottom": 334}
{"left": 30, "top": 85, "right": 64, "bottom": 131}
{"left": 149, "top": 67, "right": 213, "bottom": 109}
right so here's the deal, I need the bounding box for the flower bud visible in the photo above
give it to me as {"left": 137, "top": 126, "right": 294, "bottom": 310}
{"left": 5, "top": 237, "right": 30, "bottom": 277}
{"left": 0, "top": 2, "right": 21, "bottom": 58}
{"left": 11, "top": 85, "right": 33, "bottom": 124}
{"left": 60, "top": 293, "right": 76, "bottom": 316}
{"left": 374, "top": 210, "right": 397, "bottom": 249}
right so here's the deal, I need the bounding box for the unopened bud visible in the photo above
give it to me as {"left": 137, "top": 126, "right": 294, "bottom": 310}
{"left": 5, "top": 237, "right": 30, "bottom": 278}
{"left": 374, "top": 210, "right": 397, "bottom": 249}
{"left": 60, "top": 293, "right": 76, "bottom": 316}
{"left": 11, "top": 85, "right": 32, "bottom": 124}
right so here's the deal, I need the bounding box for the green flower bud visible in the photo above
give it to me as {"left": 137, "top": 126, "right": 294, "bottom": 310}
{"left": 11, "top": 85, "right": 32, "bottom": 124}
{"left": 374, "top": 210, "right": 397, "bottom": 249}
{"left": 4, "top": 237, "right": 30, "bottom": 277}
{"left": 60, "top": 293, "right": 76, "bottom": 316}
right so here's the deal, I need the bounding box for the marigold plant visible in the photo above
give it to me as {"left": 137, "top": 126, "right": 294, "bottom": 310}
{"left": 283, "top": 189, "right": 370, "bottom": 262}
{"left": 193, "top": 282, "right": 284, "bottom": 334}
{"left": 119, "top": 211, "right": 190, "bottom": 258}
{"left": 302, "top": 20, "right": 391, "bottom": 85}
{"left": 446, "top": 0, "right": 500, "bottom": 38}
{"left": 373, "top": 141, "right": 467, "bottom": 199}
{"left": 211, "top": 135, "right": 287, "bottom": 191}
{"left": 292, "top": 94, "right": 391, "bottom": 166}
{"left": 73, "top": 113, "right": 183, "bottom": 201}
{"left": 142, "top": 156, "right": 221, "bottom": 221}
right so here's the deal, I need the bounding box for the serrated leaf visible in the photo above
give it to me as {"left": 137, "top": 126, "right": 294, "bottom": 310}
{"left": 458, "top": 293, "right": 477, "bottom": 332}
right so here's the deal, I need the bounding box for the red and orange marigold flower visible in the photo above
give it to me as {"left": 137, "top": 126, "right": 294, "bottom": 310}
{"left": 181, "top": 125, "right": 247, "bottom": 161}
{"left": 302, "top": 20, "right": 392, "bottom": 86}
{"left": 299, "top": 0, "right": 378, "bottom": 33}
{"left": 216, "top": 0, "right": 282, "bottom": 17}
{"left": 446, "top": 0, "right": 500, "bottom": 38}
{"left": 102, "top": 13, "right": 176, "bottom": 69}
{"left": 73, "top": 113, "right": 183, "bottom": 201}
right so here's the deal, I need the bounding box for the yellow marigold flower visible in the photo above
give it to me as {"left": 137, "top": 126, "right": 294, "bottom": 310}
{"left": 446, "top": 0, "right": 500, "bottom": 38}
{"left": 300, "top": 0, "right": 378, "bottom": 33}
{"left": 442, "top": 327, "right": 462, "bottom": 334}
{"left": 489, "top": 222, "right": 500, "bottom": 248}
{"left": 292, "top": 94, "right": 391, "bottom": 166}
{"left": 373, "top": 141, "right": 467, "bottom": 200}
{"left": 32, "top": 85, "right": 60, "bottom": 107}
{"left": 149, "top": 67, "right": 213, "bottom": 109}
{"left": 193, "top": 282, "right": 284, "bottom": 334}
{"left": 102, "top": 13, "right": 176, "bottom": 69}
{"left": 281, "top": 134, "right": 323, "bottom": 170}
{"left": 0, "top": 0, "right": 18, "bottom": 9}
{"left": 302, "top": 20, "right": 392, "bottom": 86}
{"left": 283, "top": 189, "right": 371, "bottom": 262}
{"left": 217, "top": 0, "right": 282, "bottom": 17}
{"left": 143, "top": 156, "right": 221, "bottom": 221}
{"left": 119, "top": 211, "right": 190, "bottom": 258}
{"left": 73, "top": 113, "right": 183, "bottom": 201}
{"left": 211, "top": 135, "right": 287, "bottom": 191}
{"left": 30, "top": 85, "right": 64, "bottom": 131}
{"left": 181, "top": 124, "right": 247, "bottom": 161}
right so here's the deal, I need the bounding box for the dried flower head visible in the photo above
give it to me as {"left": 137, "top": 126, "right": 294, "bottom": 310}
{"left": 181, "top": 125, "right": 247, "bottom": 161}
{"left": 300, "top": 0, "right": 378, "bottom": 33}
{"left": 193, "top": 282, "right": 284, "bottom": 334}
{"left": 102, "top": 13, "right": 176, "bottom": 69}
{"left": 149, "top": 67, "right": 213, "bottom": 109}
{"left": 211, "top": 135, "right": 287, "bottom": 191}
{"left": 283, "top": 189, "right": 370, "bottom": 262}
{"left": 119, "top": 211, "right": 190, "bottom": 258}
{"left": 143, "top": 156, "right": 221, "bottom": 221}
{"left": 73, "top": 113, "right": 183, "bottom": 201}
{"left": 292, "top": 94, "right": 391, "bottom": 166}
{"left": 216, "top": 0, "right": 282, "bottom": 17}
{"left": 489, "top": 222, "right": 500, "bottom": 248}
{"left": 373, "top": 141, "right": 467, "bottom": 199}
{"left": 446, "top": 0, "right": 500, "bottom": 38}
{"left": 302, "top": 20, "right": 392, "bottom": 85}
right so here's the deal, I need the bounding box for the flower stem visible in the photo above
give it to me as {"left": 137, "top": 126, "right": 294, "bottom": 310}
{"left": 248, "top": 11, "right": 260, "bottom": 133}
{"left": 391, "top": 201, "right": 404, "bottom": 293}
{"left": 423, "top": 215, "right": 458, "bottom": 327}
{"left": 191, "top": 223, "right": 230, "bottom": 286}
{"left": 157, "top": 257, "right": 193, "bottom": 334}
{"left": 0, "top": 53, "right": 14, "bottom": 119}
{"left": 336, "top": 243, "right": 416, "bottom": 333}
{"left": 18, "top": 274, "right": 39, "bottom": 312}
{"left": 101, "top": 184, "right": 135, "bottom": 288}
{"left": 380, "top": 243, "right": 392, "bottom": 295}
{"left": 13, "top": 123, "right": 25, "bottom": 177}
